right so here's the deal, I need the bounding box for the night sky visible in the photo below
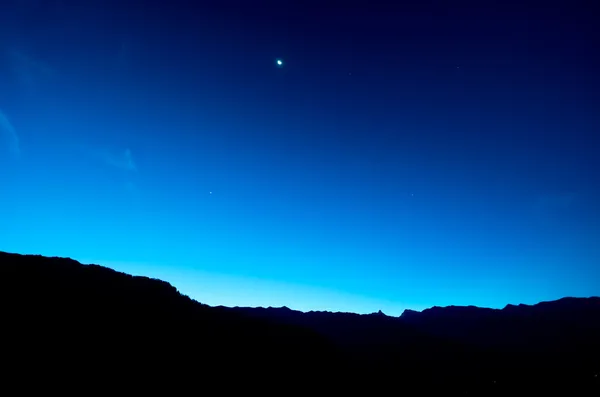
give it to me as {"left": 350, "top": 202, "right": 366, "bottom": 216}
{"left": 1, "top": 0, "right": 599, "bottom": 315}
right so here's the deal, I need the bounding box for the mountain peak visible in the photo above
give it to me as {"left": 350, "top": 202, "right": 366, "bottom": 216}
{"left": 400, "top": 308, "right": 421, "bottom": 318}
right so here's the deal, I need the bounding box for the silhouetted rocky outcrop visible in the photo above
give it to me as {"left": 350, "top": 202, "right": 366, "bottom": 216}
{"left": 1, "top": 251, "right": 598, "bottom": 395}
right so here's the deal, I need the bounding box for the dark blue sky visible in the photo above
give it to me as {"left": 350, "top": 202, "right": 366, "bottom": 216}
{"left": 1, "top": 0, "right": 599, "bottom": 314}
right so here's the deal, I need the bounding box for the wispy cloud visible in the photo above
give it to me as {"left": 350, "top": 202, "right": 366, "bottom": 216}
{"left": 114, "top": 38, "right": 135, "bottom": 70}
{"left": 532, "top": 191, "right": 580, "bottom": 225}
{"left": 104, "top": 148, "right": 137, "bottom": 172}
{"left": 6, "top": 48, "right": 55, "bottom": 90}
{"left": 535, "top": 192, "right": 579, "bottom": 212}
{"left": 0, "top": 109, "right": 20, "bottom": 158}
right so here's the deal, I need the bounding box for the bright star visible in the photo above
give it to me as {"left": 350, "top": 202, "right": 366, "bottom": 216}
{"left": 276, "top": 59, "right": 284, "bottom": 67}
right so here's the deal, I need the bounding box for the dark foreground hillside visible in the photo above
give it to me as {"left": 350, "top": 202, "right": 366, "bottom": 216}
{"left": 0, "top": 252, "right": 345, "bottom": 394}
{"left": 1, "top": 251, "right": 599, "bottom": 395}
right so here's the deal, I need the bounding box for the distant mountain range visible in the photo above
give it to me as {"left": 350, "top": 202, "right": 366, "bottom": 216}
{"left": 1, "top": 251, "right": 598, "bottom": 395}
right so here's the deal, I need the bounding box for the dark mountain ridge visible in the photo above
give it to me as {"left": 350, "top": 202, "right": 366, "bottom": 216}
{"left": 0, "top": 251, "right": 344, "bottom": 394}
{"left": 228, "top": 295, "right": 600, "bottom": 353}
{"left": 1, "top": 251, "right": 598, "bottom": 395}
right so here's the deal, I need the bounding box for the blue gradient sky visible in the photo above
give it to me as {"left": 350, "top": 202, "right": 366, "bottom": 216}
{"left": 1, "top": 0, "right": 599, "bottom": 315}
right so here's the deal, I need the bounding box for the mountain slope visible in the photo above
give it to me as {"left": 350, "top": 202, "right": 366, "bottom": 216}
{"left": 0, "top": 251, "right": 345, "bottom": 394}
{"left": 1, "top": 251, "right": 598, "bottom": 395}
{"left": 227, "top": 297, "right": 600, "bottom": 392}
{"left": 400, "top": 297, "right": 600, "bottom": 351}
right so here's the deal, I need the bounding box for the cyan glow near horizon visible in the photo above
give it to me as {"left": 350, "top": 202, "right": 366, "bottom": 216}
{"left": 1, "top": 1, "right": 599, "bottom": 313}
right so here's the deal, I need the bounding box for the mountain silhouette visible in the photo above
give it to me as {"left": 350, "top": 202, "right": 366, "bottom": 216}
{"left": 1, "top": 251, "right": 598, "bottom": 395}
{"left": 0, "top": 251, "right": 343, "bottom": 394}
